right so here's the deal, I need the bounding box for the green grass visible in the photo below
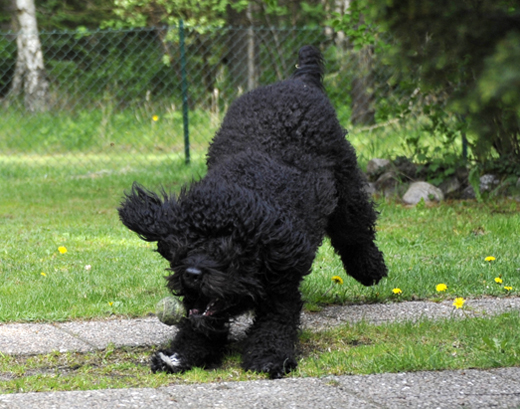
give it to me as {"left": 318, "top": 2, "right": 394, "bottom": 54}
{"left": 1, "top": 105, "right": 465, "bottom": 169}
{"left": 1, "top": 312, "right": 519, "bottom": 393}
{"left": 1, "top": 151, "right": 519, "bottom": 393}
{"left": 297, "top": 312, "right": 520, "bottom": 377}
{"left": 303, "top": 199, "right": 520, "bottom": 306}
{"left": 1, "top": 154, "right": 519, "bottom": 322}
{"left": 0, "top": 108, "right": 218, "bottom": 155}
{"left": 0, "top": 155, "right": 207, "bottom": 321}
{"left": 2, "top": 91, "right": 517, "bottom": 394}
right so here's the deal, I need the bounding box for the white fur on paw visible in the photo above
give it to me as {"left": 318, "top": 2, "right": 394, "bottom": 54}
{"left": 158, "top": 352, "right": 182, "bottom": 369}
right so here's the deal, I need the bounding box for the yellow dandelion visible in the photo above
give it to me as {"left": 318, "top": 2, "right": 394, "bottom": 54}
{"left": 453, "top": 297, "right": 465, "bottom": 309}
{"left": 436, "top": 283, "right": 448, "bottom": 292}
{"left": 108, "top": 302, "right": 114, "bottom": 306}
{"left": 392, "top": 288, "right": 402, "bottom": 295}
{"left": 41, "top": 272, "right": 46, "bottom": 276}
{"left": 504, "top": 286, "right": 513, "bottom": 291}
{"left": 331, "top": 275, "right": 344, "bottom": 285}
{"left": 494, "top": 277, "right": 503, "bottom": 284}
{"left": 58, "top": 246, "right": 67, "bottom": 254}
{"left": 485, "top": 256, "right": 496, "bottom": 262}
{"left": 152, "top": 115, "right": 159, "bottom": 121}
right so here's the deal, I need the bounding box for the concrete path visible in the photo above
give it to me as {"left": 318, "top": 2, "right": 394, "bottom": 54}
{"left": 1, "top": 367, "right": 520, "bottom": 408}
{"left": 1, "top": 297, "right": 520, "bottom": 408}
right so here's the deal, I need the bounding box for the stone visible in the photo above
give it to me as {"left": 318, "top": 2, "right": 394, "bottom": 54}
{"left": 461, "top": 186, "right": 476, "bottom": 199}
{"left": 374, "top": 171, "right": 398, "bottom": 197}
{"left": 480, "top": 174, "right": 500, "bottom": 191}
{"left": 366, "top": 158, "right": 390, "bottom": 178}
{"left": 402, "top": 181, "right": 444, "bottom": 205}
{"left": 439, "top": 176, "right": 461, "bottom": 195}
{"left": 460, "top": 174, "right": 502, "bottom": 199}
{"left": 393, "top": 156, "right": 417, "bottom": 179}
{"left": 364, "top": 182, "right": 376, "bottom": 196}
{"left": 455, "top": 166, "right": 469, "bottom": 183}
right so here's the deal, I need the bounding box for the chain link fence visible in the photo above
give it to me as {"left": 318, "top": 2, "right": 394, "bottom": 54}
{"left": 0, "top": 25, "right": 419, "bottom": 173}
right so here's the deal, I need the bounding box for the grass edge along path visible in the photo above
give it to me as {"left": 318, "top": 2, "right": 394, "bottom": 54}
{"left": 0, "top": 310, "right": 519, "bottom": 393}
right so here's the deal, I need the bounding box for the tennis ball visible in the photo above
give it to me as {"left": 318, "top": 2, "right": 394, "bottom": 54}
{"left": 155, "top": 296, "right": 186, "bottom": 326}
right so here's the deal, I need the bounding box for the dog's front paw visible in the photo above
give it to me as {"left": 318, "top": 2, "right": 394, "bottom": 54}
{"left": 243, "top": 356, "right": 297, "bottom": 379}
{"left": 151, "top": 351, "right": 190, "bottom": 374}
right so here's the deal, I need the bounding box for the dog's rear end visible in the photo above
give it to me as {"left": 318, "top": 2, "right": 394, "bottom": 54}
{"left": 295, "top": 47, "right": 388, "bottom": 285}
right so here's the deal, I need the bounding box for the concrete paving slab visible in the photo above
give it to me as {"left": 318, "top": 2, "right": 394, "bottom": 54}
{"left": 0, "top": 323, "right": 92, "bottom": 355}
{"left": 57, "top": 318, "right": 176, "bottom": 350}
{"left": 0, "top": 388, "right": 176, "bottom": 409}
{"left": 333, "top": 367, "right": 520, "bottom": 408}
{"left": 301, "top": 297, "right": 520, "bottom": 330}
{"left": 155, "top": 377, "right": 380, "bottom": 409}
{"left": 1, "top": 368, "right": 520, "bottom": 408}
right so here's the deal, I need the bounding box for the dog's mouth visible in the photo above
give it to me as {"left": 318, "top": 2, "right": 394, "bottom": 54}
{"left": 188, "top": 298, "right": 224, "bottom": 318}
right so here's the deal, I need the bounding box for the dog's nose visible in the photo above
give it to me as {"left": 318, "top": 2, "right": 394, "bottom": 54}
{"left": 186, "top": 267, "right": 202, "bottom": 276}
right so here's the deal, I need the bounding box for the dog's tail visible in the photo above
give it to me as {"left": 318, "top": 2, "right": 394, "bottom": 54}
{"left": 292, "top": 45, "right": 324, "bottom": 91}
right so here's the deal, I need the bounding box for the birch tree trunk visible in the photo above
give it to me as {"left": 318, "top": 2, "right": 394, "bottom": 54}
{"left": 9, "top": 0, "right": 49, "bottom": 112}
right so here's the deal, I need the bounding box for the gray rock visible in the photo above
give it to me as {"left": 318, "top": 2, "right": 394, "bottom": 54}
{"left": 393, "top": 156, "right": 417, "bottom": 179}
{"left": 439, "top": 176, "right": 461, "bottom": 195}
{"left": 461, "top": 185, "right": 476, "bottom": 199}
{"left": 480, "top": 174, "right": 500, "bottom": 191}
{"left": 363, "top": 182, "right": 376, "bottom": 196}
{"left": 366, "top": 158, "right": 390, "bottom": 177}
{"left": 455, "top": 166, "right": 469, "bottom": 183}
{"left": 402, "top": 181, "right": 444, "bottom": 205}
{"left": 461, "top": 174, "right": 502, "bottom": 199}
{"left": 374, "top": 171, "right": 398, "bottom": 197}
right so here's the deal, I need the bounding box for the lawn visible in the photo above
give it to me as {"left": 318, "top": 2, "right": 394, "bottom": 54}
{"left": 1, "top": 154, "right": 519, "bottom": 322}
{"left": 0, "top": 154, "right": 206, "bottom": 322}
{"left": 1, "top": 153, "right": 519, "bottom": 393}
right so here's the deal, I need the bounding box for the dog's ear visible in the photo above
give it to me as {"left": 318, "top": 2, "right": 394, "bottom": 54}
{"left": 118, "top": 182, "right": 179, "bottom": 243}
{"left": 259, "top": 216, "right": 315, "bottom": 277}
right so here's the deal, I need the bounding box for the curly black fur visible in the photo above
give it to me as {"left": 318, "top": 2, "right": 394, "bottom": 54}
{"left": 118, "top": 45, "right": 387, "bottom": 379}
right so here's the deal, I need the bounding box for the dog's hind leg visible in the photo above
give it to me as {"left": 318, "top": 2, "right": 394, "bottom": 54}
{"left": 327, "top": 165, "right": 387, "bottom": 286}
{"left": 151, "top": 318, "right": 229, "bottom": 374}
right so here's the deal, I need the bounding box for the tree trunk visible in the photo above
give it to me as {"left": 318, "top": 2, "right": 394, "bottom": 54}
{"left": 226, "top": 3, "right": 258, "bottom": 95}
{"left": 350, "top": 46, "right": 375, "bottom": 125}
{"left": 325, "top": 0, "right": 375, "bottom": 125}
{"left": 246, "top": 4, "right": 256, "bottom": 92}
{"left": 9, "top": 0, "right": 49, "bottom": 112}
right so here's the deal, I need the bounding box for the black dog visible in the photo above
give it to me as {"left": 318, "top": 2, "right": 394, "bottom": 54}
{"left": 118, "top": 46, "right": 387, "bottom": 379}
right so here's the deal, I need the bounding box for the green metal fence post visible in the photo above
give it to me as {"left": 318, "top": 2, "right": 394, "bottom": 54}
{"left": 179, "top": 19, "right": 190, "bottom": 164}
